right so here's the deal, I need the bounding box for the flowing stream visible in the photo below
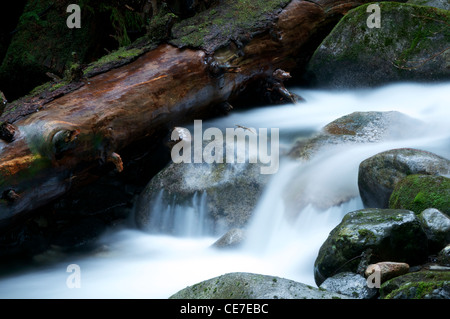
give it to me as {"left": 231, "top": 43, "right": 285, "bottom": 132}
{"left": 0, "top": 82, "right": 449, "bottom": 298}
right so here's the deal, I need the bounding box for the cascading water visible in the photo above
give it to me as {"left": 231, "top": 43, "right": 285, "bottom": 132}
{"left": 143, "top": 189, "right": 213, "bottom": 237}
{"left": 0, "top": 82, "right": 449, "bottom": 298}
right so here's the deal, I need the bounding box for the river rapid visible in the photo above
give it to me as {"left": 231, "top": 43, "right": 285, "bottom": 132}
{"left": 0, "top": 82, "right": 449, "bottom": 298}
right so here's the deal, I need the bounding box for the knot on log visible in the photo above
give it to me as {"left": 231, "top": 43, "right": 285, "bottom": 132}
{"left": 273, "top": 69, "right": 292, "bottom": 81}
{"left": 2, "top": 189, "right": 20, "bottom": 202}
{"left": 0, "top": 122, "right": 16, "bottom": 143}
{"left": 0, "top": 90, "right": 7, "bottom": 105}
{"left": 205, "top": 55, "right": 242, "bottom": 78}
{"left": 107, "top": 152, "right": 124, "bottom": 173}
{"left": 268, "top": 69, "right": 304, "bottom": 104}
{"left": 52, "top": 128, "right": 80, "bottom": 160}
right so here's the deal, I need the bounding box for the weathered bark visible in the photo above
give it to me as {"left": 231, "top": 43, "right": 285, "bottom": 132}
{"left": 0, "top": 0, "right": 376, "bottom": 226}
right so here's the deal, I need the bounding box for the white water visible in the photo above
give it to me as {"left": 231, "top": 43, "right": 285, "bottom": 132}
{"left": 0, "top": 82, "right": 449, "bottom": 299}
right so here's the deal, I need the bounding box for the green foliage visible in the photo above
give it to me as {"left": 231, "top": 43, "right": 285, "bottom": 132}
{"left": 98, "top": 3, "right": 145, "bottom": 47}
{"left": 0, "top": 0, "right": 153, "bottom": 101}
{"left": 0, "top": 0, "right": 95, "bottom": 99}
{"left": 146, "top": 3, "right": 178, "bottom": 42}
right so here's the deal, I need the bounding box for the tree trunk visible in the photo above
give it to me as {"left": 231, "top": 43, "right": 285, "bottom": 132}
{"left": 0, "top": 0, "right": 376, "bottom": 226}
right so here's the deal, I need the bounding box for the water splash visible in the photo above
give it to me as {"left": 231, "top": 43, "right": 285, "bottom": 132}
{"left": 142, "top": 189, "right": 213, "bottom": 237}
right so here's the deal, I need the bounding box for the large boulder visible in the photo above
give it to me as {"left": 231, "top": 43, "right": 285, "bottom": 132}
{"left": 0, "top": 0, "right": 149, "bottom": 100}
{"left": 306, "top": 2, "right": 450, "bottom": 88}
{"left": 358, "top": 148, "right": 450, "bottom": 209}
{"left": 418, "top": 208, "right": 450, "bottom": 252}
{"left": 212, "top": 228, "right": 246, "bottom": 249}
{"left": 314, "top": 208, "right": 428, "bottom": 286}
{"left": 285, "top": 111, "right": 424, "bottom": 216}
{"left": 437, "top": 244, "right": 450, "bottom": 266}
{"left": 389, "top": 174, "right": 450, "bottom": 215}
{"left": 289, "top": 112, "right": 423, "bottom": 161}
{"left": 135, "top": 137, "right": 271, "bottom": 234}
{"left": 169, "top": 272, "right": 350, "bottom": 299}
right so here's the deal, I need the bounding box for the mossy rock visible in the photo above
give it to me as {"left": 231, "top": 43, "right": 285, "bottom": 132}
{"left": 358, "top": 148, "right": 450, "bottom": 209}
{"left": 135, "top": 138, "right": 272, "bottom": 234}
{"left": 306, "top": 2, "right": 450, "bottom": 88}
{"left": 380, "top": 270, "right": 450, "bottom": 299}
{"left": 389, "top": 174, "right": 450, "bottom": 215}
{"left": 169, "top": 272, "right": 350, "bottom": 299}
{"left": 438, "top": 244, "right": 450, "bottom": 266}
{"left": 407, "top": 0, "right": 450, "bottom": 10}
{"left": 0, "top": 1, "right": 95, "bottom": 99}
{"left": 314, "top": 208, "right": 428, "bottom": 286}
{"left": 0, "top": 0, "right": 149, "bottom": 100}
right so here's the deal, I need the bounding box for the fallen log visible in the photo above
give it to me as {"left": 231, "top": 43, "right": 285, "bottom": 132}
{"left": 0, "top": 0, "right": 376, "bottom": 227}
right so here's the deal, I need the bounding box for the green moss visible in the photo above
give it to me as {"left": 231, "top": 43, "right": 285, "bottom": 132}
{"left": 97, "top": 3, "right": 145, "bottom": 47}
{"left": 389, "top": 174, "right": 450, "bottom": 215}
{"left": 358, "top": 228, "right": 376, "bottom": 240}
{"left": 385, "top": 280, "right": 448, "bottom": 299}
{"left": 413, "top": 191, "right": 426, "bottom": 204}
{"left": 16, "top": 78, "right": 72, "bottom": 102}
{"left": 82, "top": 47, "right": 143, "bottom": 75}
{"left": 146, "top": 3, "right": 178, "bottom": 42}
{"left": 0, "top": 0, "right": 97, "bottom": 99}
{"left": 380, "top": 270, "right": 450, "bottom": 298}
{"left": 29, "top": 82, "right": 53, "bottom": 96}
{"left": 308, "top": 1, "right": 450, "bottom": 85}
{"left": 170, "top": 0, "right": 291, "bottom": 51}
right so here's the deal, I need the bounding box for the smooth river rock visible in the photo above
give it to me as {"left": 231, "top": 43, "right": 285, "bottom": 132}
{"left": 170, "top": 272, "right": 350, "bottom": 299}
{"left": 314, "top": 208, "right": 428, "bottom": 286}
{"left": 358, "top": 148, "right": 450, "bottom": 209}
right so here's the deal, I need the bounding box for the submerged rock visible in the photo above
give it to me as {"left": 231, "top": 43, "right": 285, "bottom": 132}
{"left": 289, "top": 111, "right": 423, "bottom": 161}
{"left": 319, "top": 272, "right": 378, "bottom": 299}
{"left": 169, "top": 272, "right": 350, "bottom": 299}
{"left": 135, "top": 140, "right": 271, "bottom": 234}
{"left": 306, "top": 2, "right": 450, "bottom": 88}
{"left": 389, "top": 174, "right": 450, "bottom": 215}
{"left": 314, "top": 208, "right": 428, "bottom": 286}
{"left": 358, "top": 148, "right": 450, "bottom": 209}
{"left": 285, "top": 111, "right": 424, "bottom": 216}
{"left": 212, "top": 228, "right": 246, "bottom": 249}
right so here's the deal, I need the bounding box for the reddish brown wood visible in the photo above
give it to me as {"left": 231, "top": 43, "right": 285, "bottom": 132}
{"left": 0, "top": 0, "right": 375, "bottom": 223}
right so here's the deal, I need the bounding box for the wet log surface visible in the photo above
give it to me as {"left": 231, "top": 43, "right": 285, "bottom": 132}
{"left": 0, "top": 0, "right": 375, "bottom": 231}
